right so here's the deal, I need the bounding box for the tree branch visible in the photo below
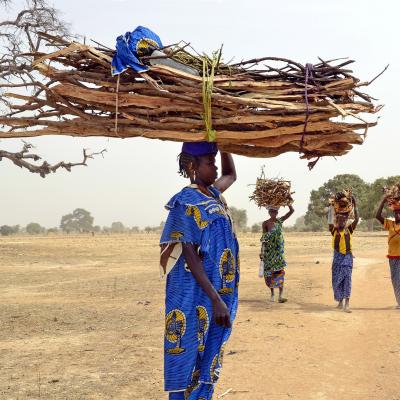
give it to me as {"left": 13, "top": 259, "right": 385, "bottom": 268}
{"left": 0, "top": 141, "right": 106, "bottom": 177}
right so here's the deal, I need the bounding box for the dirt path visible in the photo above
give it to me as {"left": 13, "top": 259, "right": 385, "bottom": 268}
{"left": 1, "top": 233, "right": 399, "bottom": 400}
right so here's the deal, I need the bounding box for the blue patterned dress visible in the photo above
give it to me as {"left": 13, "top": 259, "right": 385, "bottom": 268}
{"left": 160, "top": 185, "right": 239, "bottom": 400}
{"left": 332, "top": 251, "right": 353, "bottom": 301}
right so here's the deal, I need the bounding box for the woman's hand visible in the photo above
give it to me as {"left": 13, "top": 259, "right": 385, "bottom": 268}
{"left": 212, "top": 297, "right": 231, "bottom": 328}
{"left": 183, "top": 243, "right": 232, "bottom": 328}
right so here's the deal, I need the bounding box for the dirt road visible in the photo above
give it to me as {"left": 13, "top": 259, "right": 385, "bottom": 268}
{"left": 1, "top": 233, "right": 399, "bottom": 400}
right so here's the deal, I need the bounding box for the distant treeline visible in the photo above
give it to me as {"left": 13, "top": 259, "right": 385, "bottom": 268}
{"left": 1, "top": 174, "right": 397, "bottom": 236}
{"left": 0, "top": 208, "right": 165, "bottom": 236}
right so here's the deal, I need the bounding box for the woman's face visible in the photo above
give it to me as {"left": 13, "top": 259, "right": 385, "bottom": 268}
{"left": 268, "top": 209, "right": 278, "bottom": 218}
{"left": 336, "top": 213, "right": 348, "bottom": 229}
{"left": 195, "top": 154, "right": 218, "bottom": 186}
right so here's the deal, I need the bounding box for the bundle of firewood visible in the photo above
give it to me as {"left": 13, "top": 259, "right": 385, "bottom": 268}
{"left": 0, "top": 32, "right": 382, "bottom": 164}
{"left": 249, "top": 170, "right": 294, "bottom": 208}
{"left": 329, "top": 189, "right": 354, "bottom": 214}
{"left": 384, "top": 183, "right": 400, "bottom": 209}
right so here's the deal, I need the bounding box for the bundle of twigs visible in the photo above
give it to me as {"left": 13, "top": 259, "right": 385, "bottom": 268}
{"left": 0, "top": 32, "right": 383, "bottom": 164}
{"left": 384, "top": 183, "right": 400, "bottom": 209}
{"left": 329, "top": 189, "right": 354, "bottom": 214}
{"left": 249, "top": 169, "right": 294, "bottom": 208}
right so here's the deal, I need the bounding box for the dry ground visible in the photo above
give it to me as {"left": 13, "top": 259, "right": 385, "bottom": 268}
{"left": 1, "top": 232, "right": 399, "bottom": 400}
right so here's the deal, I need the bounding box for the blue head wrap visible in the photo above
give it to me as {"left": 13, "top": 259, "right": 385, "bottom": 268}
{"left": 181, "top": 142, "right": 218, "bottom": 156}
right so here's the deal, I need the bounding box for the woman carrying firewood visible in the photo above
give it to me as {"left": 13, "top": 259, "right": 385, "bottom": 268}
{"left": 260, "top": 205, "right": 294, "bottom": 303}
{"left": 160, "top": 142, "right": 239, "bottom": 400}
{"left": 375, "top": 192, "right": 400, "bottom": 309}
{"left": 328, "top": 193, "right": 359, "bottom": 313}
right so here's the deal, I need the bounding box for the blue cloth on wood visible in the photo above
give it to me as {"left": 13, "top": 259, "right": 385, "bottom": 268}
{"left": 181, "top": 142, "right": 218, "bottom": 156}
{"left": 332, "top": 250, "right": 353, "bottom": 301}
{"left": 160, "top": 185, "right": 239, "bottom": 394}
{"left": 111, "top": 26, "right": 162, "bottom": 75}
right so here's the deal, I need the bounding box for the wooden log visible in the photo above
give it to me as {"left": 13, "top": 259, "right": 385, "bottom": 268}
{"left": 52, "top": 83, "right": 202, "bottom": 110}
{"left": 218, "top": 132, "right": 363, "bottom": 149}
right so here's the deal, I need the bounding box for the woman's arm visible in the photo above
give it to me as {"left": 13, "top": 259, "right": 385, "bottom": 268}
{"left": 375, "top": 196, "right": 386, "bottom": 225}
{"left": 280, "top": 205, "right": 294, "bottom": 222}
{"left": 351, "top": 197, "right": 360, "bottom": 230}
{"left": 213, "top": 152, "right": 236, "bottom": 193}
{"left": 260, "top": 240, "right": 265, "bottom": 260}
{"left": 182, "top": 243, "right": 231, "bottom": 328}
{"left": 328, "top": 205, "right": 335, "bottom": 232}
{"left": 262, "top": 220, "right": 268, "bottom": 233}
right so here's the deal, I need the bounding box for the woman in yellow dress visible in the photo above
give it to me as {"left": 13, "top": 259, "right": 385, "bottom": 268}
{"left": 376, "top": 196, "right": 400, "bottom": 308}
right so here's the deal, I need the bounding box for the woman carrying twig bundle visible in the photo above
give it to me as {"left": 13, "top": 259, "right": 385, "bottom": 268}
{"left": 328, "top": 192, "right": 359, "bottom": 313}
{"left": 375, "top": 190, "right": 400, "bottom": 309}
{"left": 260, "top": 205, "right": 294, "bottom": 303}
{"left": 160, "top": 142, "right": 238, "bottom": 400}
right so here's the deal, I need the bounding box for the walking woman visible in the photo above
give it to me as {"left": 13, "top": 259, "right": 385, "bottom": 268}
{"left": 260, "top": 205, "right": 294, "bottom": 303}
{"left": 160, "top": 142, "right": 239, "bottom": 399}
{"left": 328, "top": 197, "right": 359, "bottom": 313}
{"left": 376, "top": 196, "right": 400, "bottom": 309}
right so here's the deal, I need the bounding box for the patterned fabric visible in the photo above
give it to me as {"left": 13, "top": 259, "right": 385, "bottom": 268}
{"left": 384, "top": 219, "right": 400, "bottom": 257}
{"left": 260, "top": 219, "right": 287, "bottom": 275}
{"left": 160, "top": 185, "right": 239, "bottom": 394}
{"left": 332, "top": 250, "right": 353, "bottom": 301}
{"left": 169, "top": 383, "right": 214, "bottom": 400}
{"left": 389, "top": 258, "right": 400, "bottom": 306}
{"left": 264, "top": 269, "right": 285, "bottom": 289}
{"left": 330, "top": 225, "right": 354, "bottom": 255}
{"left": 111, "top": 26, "right": 163, "bottom": 75}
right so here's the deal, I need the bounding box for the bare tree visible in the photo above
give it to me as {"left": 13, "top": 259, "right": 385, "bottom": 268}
{"left": 0, "top": 0, "right": 103, "bottom": 176}
{"left": 0, "top": 0, "right": 70, "bottom": 90}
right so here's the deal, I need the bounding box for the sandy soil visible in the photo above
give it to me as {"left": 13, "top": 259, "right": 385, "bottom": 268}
{"left": 1, "top": 232, "right": 399, "bottom": 400}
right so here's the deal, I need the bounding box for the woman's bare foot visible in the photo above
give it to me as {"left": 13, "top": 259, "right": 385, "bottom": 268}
{"left": 336, "top": 300, "right": 343, "bottom": 309}
{"left": 343, "top": 299, "right": 351, "bottom": 313}
{"left": 269, "top": 289, "right": 275, "bottom": 302}
{"left": 278, "top": 298, "right": 288, "bottom": 303}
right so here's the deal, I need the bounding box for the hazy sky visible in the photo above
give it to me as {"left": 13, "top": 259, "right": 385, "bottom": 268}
{"left": 1, "top": 0, "right": 399, "bottom": 228}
